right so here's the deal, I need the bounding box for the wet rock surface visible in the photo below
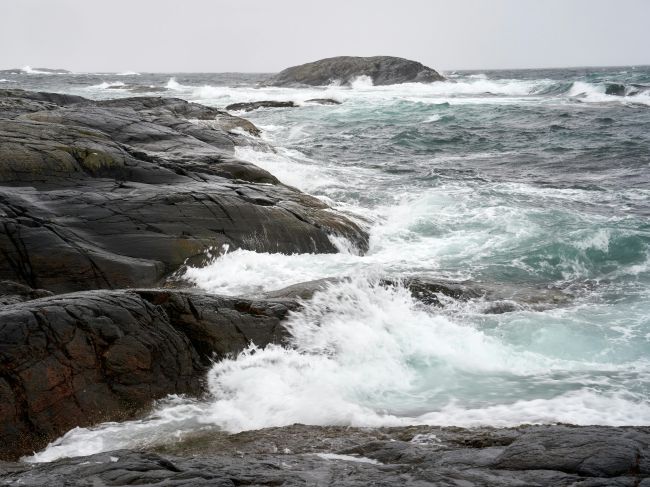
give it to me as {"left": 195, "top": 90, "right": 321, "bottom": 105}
{"left": 0, "top": 89, "right": 368, "bottom": 293}
{"left": 0, "top": 288, "right": 296, "bottom": 460}
{"left": 225, "top": 100, "right": 297, "bottom": 111}
{"left": 2, "top": 424, "right": 648, "bottom": 486}
{"left": 263, "top": 56, "right": 445, "bottom": 87}
{"left": 305, "top": 98, "right": 342, "bottom": 105}
{"left": 224, "top": 99, "right": 342, "bottom": 112}
{"left": 261, "top": 276, "right": 572, "bottom": 313}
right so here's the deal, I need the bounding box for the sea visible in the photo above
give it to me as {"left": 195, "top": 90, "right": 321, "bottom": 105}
{"left": 3, "top": 65, "right": 649, "bottom": 461}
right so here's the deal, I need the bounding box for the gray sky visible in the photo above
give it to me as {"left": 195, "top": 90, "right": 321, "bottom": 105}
{"left": 2, "top": 0, "right": 649, "bottom": 72}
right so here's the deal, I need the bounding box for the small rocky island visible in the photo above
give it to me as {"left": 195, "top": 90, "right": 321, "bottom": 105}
{"left": 263, "top": 55, "right": 445, "bottom": 86}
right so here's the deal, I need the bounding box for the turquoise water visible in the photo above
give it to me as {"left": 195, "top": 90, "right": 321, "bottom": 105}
{"left": 9, "top": 66, "right": 650, "bottom": 460}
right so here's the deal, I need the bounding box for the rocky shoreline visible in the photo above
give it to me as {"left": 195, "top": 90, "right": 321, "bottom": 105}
{"left": 3, "top": 424, "right": 649, "bottom": 485}
{"left": 0, "top": 87, "right": 366, "bottom": 460}
{"left": 0, "top": 89, "right": 367, "bottom": 293}
{"left": 1, "top": 87, "right": 649, "bottom": 485}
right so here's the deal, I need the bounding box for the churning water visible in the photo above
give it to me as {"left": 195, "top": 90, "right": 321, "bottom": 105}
{"left": 7, "top": 65, "right": 649, "bottom": 461}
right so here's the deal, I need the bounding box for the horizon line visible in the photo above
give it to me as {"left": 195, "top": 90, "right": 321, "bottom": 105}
{"left": 2, "top": 62, "right": 650, "bottom": 75}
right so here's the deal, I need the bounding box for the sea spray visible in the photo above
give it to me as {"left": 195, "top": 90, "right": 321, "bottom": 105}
{"left": 27, "top": 277, "right": 650, "bottom": 462}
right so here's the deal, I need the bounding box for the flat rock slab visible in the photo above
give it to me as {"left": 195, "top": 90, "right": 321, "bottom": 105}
{"left": 2, "top": 424, "right": 648, "bottom": 486}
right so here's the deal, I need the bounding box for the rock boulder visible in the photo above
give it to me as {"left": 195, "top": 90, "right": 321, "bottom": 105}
{"left": 0, "top": 288, "right": 296, "bottom": 460}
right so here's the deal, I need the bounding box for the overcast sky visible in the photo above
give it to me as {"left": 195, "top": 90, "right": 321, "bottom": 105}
{"left": 2, "top": 0, "right": 649, "bottom": 73}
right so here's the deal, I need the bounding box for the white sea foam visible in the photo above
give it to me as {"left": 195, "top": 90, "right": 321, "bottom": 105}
{"left": 26, "top": 278, "right": 650, "bottom": 462}
{"left": 163, "top": 74, "right": 561, "bottom": 110}
{"left": 21, "top": 66, "right": 48, "bottom": 74}
{"left": 349, "top": 75, "right": 374, "bottom": 89}
{"left": 88, "top": 81, "right": 126, "bottom": 90}
{"left": 116, "top": 71, "right": 140, "bottom": 76}
{"left": 20, "top": 66, "right": 69, "bottom": 75}
{"left": 183, "top": 247, "right": 362, "bottom": 296}
{"left": 423, "top": 114, "right": 442, "bottom": 123}
{"left": 568, "top": 81, "right": 650, "bottom": 106}
{"left": 417, "top": 389, "right": 650, "bottom": 427}
{"left": 165, "top": 77, "right": 186, "bottom": 90}
{"left": 234, "top": 146, "right": 344, "bottom": 193}
{"left": 186, "top": 162, "right": 620, "bottom": 297}
{"left": 28, "top": 389, "right": 650, "bottom": 462}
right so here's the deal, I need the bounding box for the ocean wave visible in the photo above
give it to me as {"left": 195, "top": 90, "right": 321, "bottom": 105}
{"left": 162, "top": 75, "right": 560, "bottom": 109}
{"left": 349, "top": 75, "right": 374, "bottom": 89}
{"left": 568, "top": 81, "right": 650, "bottom": 105}
{"left": 208, "top": 146, "right": 649, "bottom": 289}
{"left": 165, "top": 77, "right": 188, "bottom": 90}
{"left": 423, "top": 114, "right": 442, "bottom": 123}
{"left": 20, "top": 65, "right": 70, "bottom": 75}
{"left": 116, "top": 71, "right": 140, "bottom": 76}
{"left": 417, "top": 389, "right": 650, "bottom": 427}
{"left": 87, "top": 81, "right": 127, "bottom": 90}
{"left": 27, "top": 387, "right": 650, "bottom": 463}
{"left": 25, "top": 277, "right": 650, "bottom": 462}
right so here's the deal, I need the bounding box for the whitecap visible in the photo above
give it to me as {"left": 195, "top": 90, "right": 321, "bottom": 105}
{"left": 166, "top": 77, "right": 186, "bottom": 90}
{"left": 88, "top": 81, "right": 126, "bottom": 90}
{"left": 423, "top": 114, "right": 442, "bottom": 123}
{"left": 25, "top": 278, "right": 650, "bottom": 462}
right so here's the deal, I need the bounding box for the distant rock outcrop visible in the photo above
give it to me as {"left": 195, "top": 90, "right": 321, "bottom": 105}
{"left": 226, "top": 100, "right": 297, "bottom": 111}
{"left": 225, "top": 99, "right": 342, "bottom": 112}
{"left": 263, "top": 56, "right": 444, "bottom": 87}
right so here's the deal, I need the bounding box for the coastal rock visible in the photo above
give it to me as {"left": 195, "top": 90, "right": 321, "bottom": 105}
{"left": 3, "top": 424, "right": 648, "bottom": 485}
{"left": 224, "top": 99, "right": 342, "bottom": 112}
{"left": 0, "top": 89, "right": 368, "bottom": 293}
{"left": 225, "top": 100, "right": 297, "bottom": 111}
{"left": 257, "top": 276, "right": 570, "bottom": 313}
{"left": 260, "top": 277, "right": 481, "bottom": 304}
{"left": 263, "top": 56, "right": 445, "bottom": 87}
{"left": 305, "top": 98, "right": 342, "bottom": 105}
{"left": 605, "top": 83, "right": 627, "bottom": 96}
{"left": 0, "top": 281, "right": 52, "bottom": 305}
{"left": 0, "top": 288, "right": 296, "bottom": 460}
